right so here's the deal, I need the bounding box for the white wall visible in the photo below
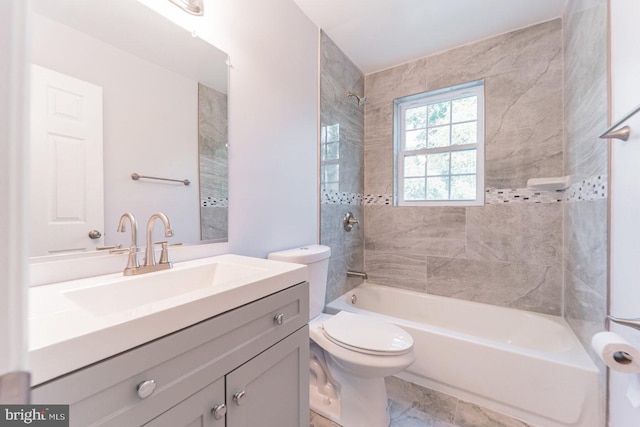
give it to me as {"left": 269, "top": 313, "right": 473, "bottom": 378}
{"left": 224, "top": 0, "right": 319, "bottom": 257}
{"left": 140, "top": 0, "right": 320, "bottom": 257}
{"left": 0, "top": 0, "right": 29, "bottom": 399}
{"left": 31, "top": 14, "right": 201, "bottom": 246}
{"left": 609, "top": 0, "right": 640, "bottom": 424}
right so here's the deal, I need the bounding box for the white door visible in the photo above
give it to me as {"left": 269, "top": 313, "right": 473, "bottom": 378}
{"left": 30, "top": 65, "right": 104, "bottom": 256}
{"left": 609, "top": 0, "right": 640, "bottom": 425}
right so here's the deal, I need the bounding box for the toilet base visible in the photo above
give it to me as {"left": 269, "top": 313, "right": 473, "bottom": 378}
{"left": 310, "top": 348, "right": 390, "bottom": 427}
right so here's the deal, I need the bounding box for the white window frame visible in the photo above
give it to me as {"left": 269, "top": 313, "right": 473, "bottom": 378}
{"left": 320, "top": 124, "right": 340, "bottom": 192}
{"left": 394, "top": 80, "right": 485, "bottom": 207}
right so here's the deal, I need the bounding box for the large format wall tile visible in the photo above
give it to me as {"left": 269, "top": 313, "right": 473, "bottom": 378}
{"left": 365, "top": 206, "right": 466, "bottom": 257}
{"left": 320, "top": 31, "right": 365, "bottom": 302}
{"left": 427, "top": 256, "right": 562, "bottom": 315}
{"left": 363, "top": 20, "right": 564, "bottom": 315}
{"left": 199, "top": 83, "right": 228, "bottom": 241}
{"left": 466, "top": 203, "right": 562, "bottom": 265}
{"left": 564, "top": 199, "right": 607, "bottom": 295}
{"left": 321, "top": 204, "right": 363, "bottom": 260}
{"left": 364, "top": 249, "right": 427, "bottom": 292}
{"left": 562, "top": 1, "right": 608, "bottom": 413}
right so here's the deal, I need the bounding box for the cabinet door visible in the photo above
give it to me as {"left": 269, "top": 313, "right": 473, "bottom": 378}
{"left": 226, "top": 327, "right": 309, "bottom": 427}
{"left": 144, "top": 377, "right": 225, "bottom": 427}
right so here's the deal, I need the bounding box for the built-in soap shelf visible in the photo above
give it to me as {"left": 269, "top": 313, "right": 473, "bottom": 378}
{"left": 526, "top": 175, "right": 570, "bottom": 192}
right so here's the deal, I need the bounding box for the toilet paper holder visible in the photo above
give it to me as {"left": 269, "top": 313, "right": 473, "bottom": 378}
{"left": 608, "top": 315, "right": 640, "bottom": 332}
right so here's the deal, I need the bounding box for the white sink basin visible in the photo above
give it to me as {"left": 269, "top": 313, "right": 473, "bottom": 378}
{"left": 63, "top": 261, "right": 262, "bottom": 315}
{"left": 29, "top": 254, "right": 307, "bottom": 386}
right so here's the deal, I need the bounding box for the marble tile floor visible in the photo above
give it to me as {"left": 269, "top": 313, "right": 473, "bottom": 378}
{"left": 309, "top": 377, "right": 531, "bottom": 427}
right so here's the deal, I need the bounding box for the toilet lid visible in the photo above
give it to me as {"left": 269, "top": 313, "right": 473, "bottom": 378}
{"left": 322, "top": 311, "right": 413, "bottom": 355}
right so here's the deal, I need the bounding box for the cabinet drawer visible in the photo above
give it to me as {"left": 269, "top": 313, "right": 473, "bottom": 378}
{"left": 32, "top": 282, "right": 308, "bottom": 426}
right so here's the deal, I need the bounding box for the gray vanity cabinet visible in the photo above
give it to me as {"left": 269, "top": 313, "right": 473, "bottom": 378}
{"left": 143, "top": 377, "right": 225, "bottom": 427}
{"left": 31, "top": 282, "right": 309, "bottom": 427}
{"left": 226, "top": 327, "right": 308, "bottom": 427}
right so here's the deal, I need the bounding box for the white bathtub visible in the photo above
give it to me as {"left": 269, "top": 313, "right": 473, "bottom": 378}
{"left": 325, "top": 283, "right": 601, "bottom": 427}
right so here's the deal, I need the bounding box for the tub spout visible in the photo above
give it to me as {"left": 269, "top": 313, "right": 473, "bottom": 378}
{"left": 347, "top": 270, "right": 367, "bottom": 280}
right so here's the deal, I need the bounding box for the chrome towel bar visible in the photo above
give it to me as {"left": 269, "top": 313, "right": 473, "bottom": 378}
{"left": 608, "top": 314, "right": 640, "bottom": 332}
{"left": 600, "top": 103, "right": 640, "bottom": 141}
{"left": 131, "top": 173, "right": 190, "bottom": 186}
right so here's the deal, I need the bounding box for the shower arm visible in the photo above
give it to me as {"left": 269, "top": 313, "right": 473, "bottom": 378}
{"left": 347, "top": 91, "right": 366, "bottom": 105}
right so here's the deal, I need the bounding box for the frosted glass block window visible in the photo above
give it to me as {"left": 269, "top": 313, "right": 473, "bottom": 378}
{"left": 394, "top": 81, "right": 484, "bottom": 206}
{"left": 321, "top": 123, "right": 340, "bottom": 192}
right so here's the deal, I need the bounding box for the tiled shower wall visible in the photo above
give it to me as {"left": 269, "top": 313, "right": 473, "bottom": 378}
{"left": 199, "top": 83, "right": 228, "bottom": 241}
{"left": 562, "top": 0, "right": 608, "bottom": 412}
{"left": 319, "top": 32, "right": 366, "bottom": 302}
{"left": 364, "top": 20, "right": 565, "bottom": 315}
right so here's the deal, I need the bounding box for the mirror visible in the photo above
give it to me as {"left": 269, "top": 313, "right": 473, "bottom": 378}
{"left": 29, "top": 0, "right": 228, "bottom": 257}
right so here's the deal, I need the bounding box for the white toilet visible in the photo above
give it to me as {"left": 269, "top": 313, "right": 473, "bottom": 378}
{"left": 268, "top": 245, "right": 415, "bottom": 427}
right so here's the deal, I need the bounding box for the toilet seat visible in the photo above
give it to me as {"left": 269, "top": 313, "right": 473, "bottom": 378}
{"left": 322, "top": 311, "right": 413, "bottom": 356}
{"left": 309, "top": 312, "right": 416, "bottom": 378}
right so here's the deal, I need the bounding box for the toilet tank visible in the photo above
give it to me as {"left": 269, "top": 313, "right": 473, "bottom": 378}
{"left": 267, "top": 245, "right": 331, "bottom": 319}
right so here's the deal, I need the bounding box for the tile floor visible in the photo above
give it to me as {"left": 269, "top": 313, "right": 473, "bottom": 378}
{"left": 309, "top": 377, "right": 531, "bottom": 427}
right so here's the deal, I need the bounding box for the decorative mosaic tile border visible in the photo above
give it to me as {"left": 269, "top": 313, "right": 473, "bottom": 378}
{"left": 485, "top": 188, "right": 563, "bottom": 204}
{"left": 321, "top": 175, "right": 607, "bottom": 207}
{"left": 565, "top": 174, "right": 608, "bottom": 202}
{"left": 201, "top": 197, "right": 228, "bottom": 208}
{"left": 364, "top": 194, "right": 393, "bottom": 205}
{"left": 321, "top": 189, "right": 363, "bottom": 205}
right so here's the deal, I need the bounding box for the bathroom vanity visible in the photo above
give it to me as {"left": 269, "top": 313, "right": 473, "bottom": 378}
{"left": 29, "top": 255, "right": 309, "bottom": 426}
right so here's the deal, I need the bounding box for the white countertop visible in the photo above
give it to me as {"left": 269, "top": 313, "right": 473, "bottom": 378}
{"left": 28, "top": 254, "right": 307, "bottom": 385}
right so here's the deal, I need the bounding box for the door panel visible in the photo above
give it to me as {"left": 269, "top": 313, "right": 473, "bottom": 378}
{"left": 226, "top": 328, "right": 308, "bottom": 427}
{"left": 144, "top": 377, "right": 225, "bottom": 427}
{"left": 30, "top": 64, "right": 104, "bottom": 255}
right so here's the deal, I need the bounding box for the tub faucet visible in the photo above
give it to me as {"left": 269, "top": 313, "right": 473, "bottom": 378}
{"left": 347, "top": 270, "right": 368, "bottom": 280}
{"left": 143, "top": 212, "right": 174, "bottom": 272}
{"left": 116, "top": 212, "right": 140, "bottom": 275}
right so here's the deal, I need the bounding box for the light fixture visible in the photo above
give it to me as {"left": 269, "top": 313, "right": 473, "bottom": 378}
{"left": 168, "top": 0, "right": 203, "bottom": 16}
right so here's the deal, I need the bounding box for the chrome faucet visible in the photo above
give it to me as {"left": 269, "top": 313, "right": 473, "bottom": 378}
{"left": 114, "top": 212, "right": 174, "bottom": 275}
{"left": 143, "top": 212, "right": 174, "bottom": 272}
{"left": 346, "top": 270, "right": 368, "bottom": 280}
{"left": 116, "top": 212, "right": 140, "bottom": 275}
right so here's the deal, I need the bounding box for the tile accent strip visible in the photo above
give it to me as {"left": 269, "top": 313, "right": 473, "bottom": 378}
{"left": 565, "top": 174, "right": 608, "bottom": 202}
{"left": 201, "top": 197, "right": 228, "bottom": 207}
{"left": 485, "top": 188, "right": 564, "bottom": 204}
{"left": 364, "top": 194, "right": 393, "bottom": 205}
{"left": 323, "top": 175, "right": 607, "bottom": 206}
{"left": 321, "top": 189, "right": 363, "bottom": 205}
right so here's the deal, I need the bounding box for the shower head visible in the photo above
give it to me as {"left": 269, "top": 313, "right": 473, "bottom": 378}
{"left": 347, "top": 92, "right": 366, "bottom": 106}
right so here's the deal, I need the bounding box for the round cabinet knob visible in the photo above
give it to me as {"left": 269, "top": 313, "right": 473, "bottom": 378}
{"left": 274, "top": 313, "right": 285, "bottom": 326}
{"left": 136, "top": 379, "right": 156, "bottom": 399}
{"left": 211, "top": 403, "right": 227, "bottom": 420}
{"left": 88, "top": 230, "right": 102, "bottom": 239}
{"left": 233, "top": 390, "right": 246, "bottom": 406}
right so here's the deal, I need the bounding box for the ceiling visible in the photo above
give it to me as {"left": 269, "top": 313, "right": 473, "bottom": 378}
{"left": 293, "top": 0, "right": 568, "bottom": 74}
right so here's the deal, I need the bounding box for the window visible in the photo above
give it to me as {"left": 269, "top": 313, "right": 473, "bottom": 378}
{"left": 394, "top": 81, "right": 484, "bottom": 206}
{"left": 320, "top": 123, "right": 340, "bottom": 192}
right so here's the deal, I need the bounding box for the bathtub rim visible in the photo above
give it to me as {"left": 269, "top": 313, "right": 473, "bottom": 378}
{"left": 326, "top": 282, "right": 598, "bottom": 368}
{"left": 324, "top": 282, "right": 601, "bottom": 427}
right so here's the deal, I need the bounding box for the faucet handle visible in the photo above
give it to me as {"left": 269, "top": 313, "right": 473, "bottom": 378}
{"left": 154, "top": 241, "right": 172, "bottom": 266}
{"left": 111, "top": 245, "right": 141, "bottom": 275}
